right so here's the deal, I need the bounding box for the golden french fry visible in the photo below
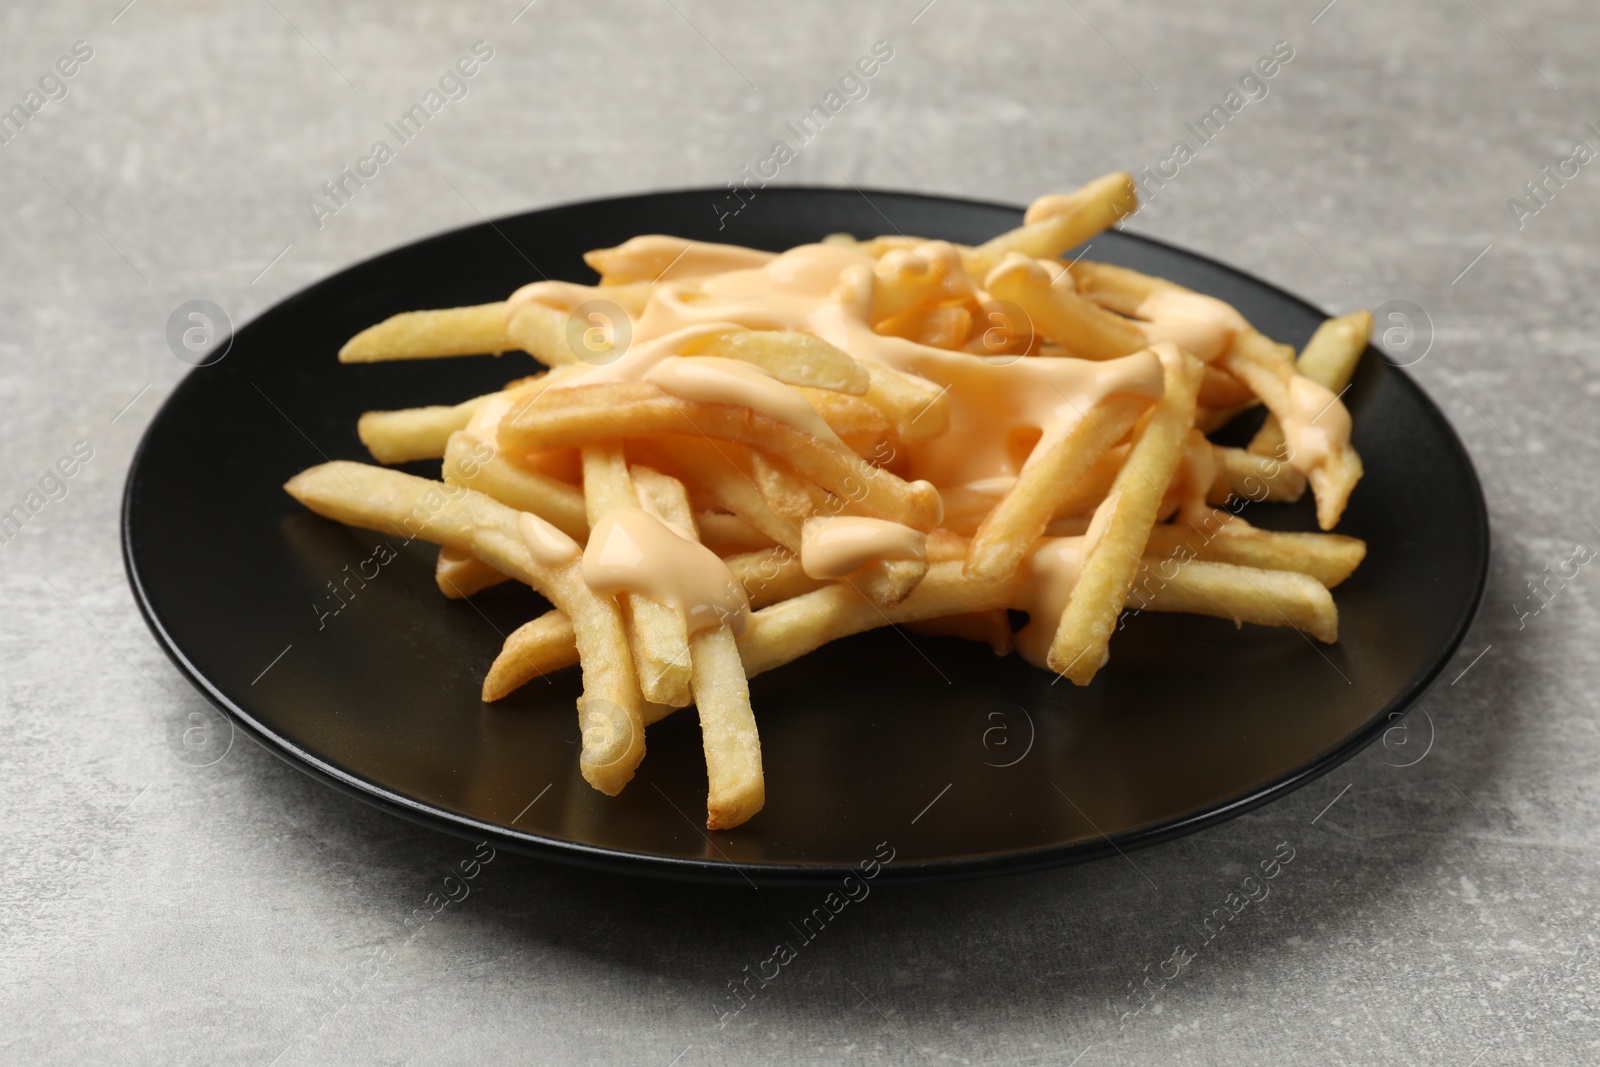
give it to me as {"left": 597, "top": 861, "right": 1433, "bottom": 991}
{"left": 506, "top": 303, "right": 578, "bottom": 367}
{"left": 697, "top": 510, "right": 779, "bottom": 555}
{"left": 984, "top": 253, "right": 1150, "bottom": 361}
{"left": 875, "top": 305, "right": 973, "bottom": 349}
{"left": 483, "top": 546, "right": 822, "bottom": 701}
{"left": 747, "top": 450, "right": 814, "bottom": 524}
{"left": 581, "top": 444, "right": 693, "bottom": 709}
{"left": 482, "top": 610, "right": 578, "bottom": 701}
{"left": 1208, "top": 445, "right": 1307, "bottom": 505}
{"left": 623, "top": 462, "right": 765, "bottom": 829}
{"left": 1221, "top": 341, "right": 1362, "bottom": 530}
{"left": 737, "top": 561, "right": 1013, "bottom": 678}
{"left": 1130, "top": 558, "right": 1338, "bottom": 643}
{"left": 691, "top": 624, "right": 763, "bottom": 829}
{"left": 1144, "top": 512, "right": 1367, "bottom": 589}
{"left": 358, "top": 397, "right": 483, "bottom": 464}
{"left": 358, "top": 376, "right": 550, "bottom": 465}
{"left": 1048, "top": 345, "right": 1204, "bottom": 683}
{"left": 634, "top": 437, "right": 802, "bottom": 552}
{"left": 339, "top": 303, "right": 510, "bottom": 363}
{"left": 283, "top": 461, "right": 644, "bottom": 793}
{"left": 435, "top": 546, "right": 507, "bottom": 599}
{"left": 1250, "top": 311, "right": 1371, "bottom": 457}
{"left": 682, "top": 329, "right": 871, "bottom": 395}
{"left": 966, "top": 392, "right": 1151, "bottom": 584}
{"left": 861, "top": 362, "right": 951, "bottom": 443}
{"left": 964, "top": 173, "right": 1138, "bottom": 278}
{"left": 442, "top": 432, "right": 587, "bottom": 540}
{"left": 583, "top": 236, "right": 775, "bottom": 284}
{"left": 503, "top": 382, "right": 942, "bottom": 530}
{"left": 847, "top": 556, "right": 929, "bottom": 608}
{"left": 1071, "top": 259, "right": 1361, "bottom": 530}
{"left": 631, "top": 464, "right": 698, "bottom": 533}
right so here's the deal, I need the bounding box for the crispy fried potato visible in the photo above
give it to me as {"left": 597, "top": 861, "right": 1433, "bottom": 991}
{"left": 1249, "top": 310, "right": 1371, "bottom": 458}
{"left": 1130, "top": 558, "right": 1338, "bottom": 643}
{"left": 1208, "top": 445, "right": 1307, "bottom": 506}
{"left": 966, "top": 392, "right": 1151, "bottom": 584}
{"left": 283, "top": 461, "right": 644, "bottom": 793}
{"left": 1048, "top": 345, "right": 1204, "bottom": 683}
{"left": 503, "top": 382, "right": 942, "bottom": 530}
{"left": 964, "top": 173, "right": 1138, "bottom": 279}
{"left": 581, "top": 444, "right": 693, "bottom": 708}
{"left": 435, "top": 546, "right": 507, "bottom": 599}
{"left": 984, "top": 253, "right": 1149, "bottom": 361}
{"left": 442, "top": 432, "right": 587, "bottom": 540}
{"left": 737, "top": 561, "right": 1013, "bottom": 678}
{"left": 339, "top": 303, "right": 511, "bottom": 363}
{"left": 683, "top": 329, "right": 871, "bottom": 395}
{"left": 1145, "top": 511, "right": 1367, "bottom": 588}
{"left": 358, "top": 396, "right": 484, "bottom": 464}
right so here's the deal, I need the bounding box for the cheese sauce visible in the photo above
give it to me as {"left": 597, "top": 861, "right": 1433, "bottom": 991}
{"left": 800, "top": 516, "right": 927, "bottom": 579}
{"left": 582, "top": 508, "right": 750, "bottom": 634}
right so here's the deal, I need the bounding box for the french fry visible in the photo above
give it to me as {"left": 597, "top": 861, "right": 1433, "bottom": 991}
{"left": 737, "top": 561, "right": 1013, "bottom": 678}
{"left": 503, "top": 382, "right": 943, "bottom": 530}
{"left": 634, "top": 437, "right": 802, "bottom": 552}
{"left": 358, "top": 396, "right": 484, "bottom": 464}
{"left": 631, "top": 464, "right": 698, "bottom": 534}
{"left": 847, "top": 557, "right": 929, "bottom": 608}
{"left": 435, "top": 546, "right": 507, "bottom": 599}
{"left": 1130, "top": 558, "right": 1339, "bottom": 643}
{"left": 861, "top": 362, "right": 951, "bottom": 443}
{"left": 583, "top": 236, "right": 775, "bottom": 284}
{"left": 629, "top": 461, "right": 764, "bottom": 829}
{"left": 964, "top": 173, "right": 1138, "bottom": 278}
{"left": 1249, "top": 311, "right": 1371, "bottom": 457}
{"left": 697, "top": 510, "right": 778, "bottom": 555}
{"left": 442, "top": 432, "right": 588, "bottom": 540}
{"left": 875, "top": 305, "right": 972, "bottom": 349}
{"left": 966, "top": 391, "right": 1152, "bottom": 584}
{"left": 1070, "top": 259, "right": 1361, "bottom": 530}
{"left": 748, "top": 450, "right": 814, "bottom": 524}
{"left": 1144, "top": 512, "right": 1367, "bottom": 588}
{"left": 506, "top": 302, "right": 578, "bottom": 367}
{"left": 483, "top": 546, "right": 823, "bottom": 701}
{"left": 581, "top": 444, "right": 694, "bottom": 708}
{"left": 692, "top": 624, "right": 765, "bottom": 829}
{"left": 482, "top": 610, "right": 577, "bottom": 700}
{"left": 871, "top": 241, "right": 972, "bottom": 322}
{"left": 682, "top": 329, "right": 870, "bottom": 395}
{"left": 1220, "top": 340, "right": 1363, "bottom": 529}
{"left": 1208, "top": 445, "right": 1307, "bottom": 505}
{"left": 283, "top": 461, "right": 644, "bottom": 793}
{"left": 1048, "top": 344, "right": 1204, "bottom": 683}
{"left": 984, "top": 253, "right": 1150, "bottom": 361}
{"left": 339, "top": 303, "right": 510, "bottom": 363}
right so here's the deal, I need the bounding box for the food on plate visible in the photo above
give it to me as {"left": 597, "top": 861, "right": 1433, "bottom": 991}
{"left": 287, "top": 172, "right": 1370, "bottom": 829}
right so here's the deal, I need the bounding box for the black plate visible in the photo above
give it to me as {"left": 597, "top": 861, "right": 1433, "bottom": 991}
{"left": 123, "top": 187, "right": 1489, "bottom": 885}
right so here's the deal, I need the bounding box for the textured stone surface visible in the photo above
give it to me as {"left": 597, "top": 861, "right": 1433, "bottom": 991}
{"left": 2, "top": 1, "right": 1597, "bottom": 1063}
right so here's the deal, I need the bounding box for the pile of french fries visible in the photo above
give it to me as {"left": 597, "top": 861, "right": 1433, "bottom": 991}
{"left": 286, "top": 173, "right": 1370, "bottom": 830}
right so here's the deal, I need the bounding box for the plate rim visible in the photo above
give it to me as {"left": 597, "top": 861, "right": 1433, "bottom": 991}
{"left": 121, "top": 184, "right": 1491, "bottom": 886}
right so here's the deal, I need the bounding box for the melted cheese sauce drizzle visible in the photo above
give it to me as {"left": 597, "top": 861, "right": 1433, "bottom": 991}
{"left": 582, "top": 508, "right": 750, "bottom": 634}
{"left": 1283, "top": 375, "right": 1351, "bottom": 471}
{"left": 1133, "top": 289, "right": 1247, "bottom": 364}
{"left": 800, "top": 516, "right": 927, "bottom": 579}
{"left": 518, "top": 511, "right": 580, "bottom": 566}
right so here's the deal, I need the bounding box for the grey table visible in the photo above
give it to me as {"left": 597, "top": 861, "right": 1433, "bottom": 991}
{"left": 3, "top": 1, "right": 1595, "bottom": 1063}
